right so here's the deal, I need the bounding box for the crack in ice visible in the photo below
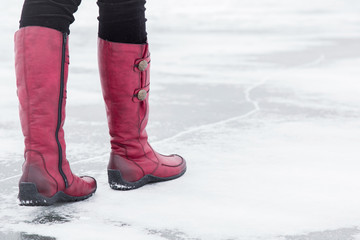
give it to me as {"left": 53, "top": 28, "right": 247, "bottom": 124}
{"left": 153, "top": 55, "right": 325, "bottom": 145}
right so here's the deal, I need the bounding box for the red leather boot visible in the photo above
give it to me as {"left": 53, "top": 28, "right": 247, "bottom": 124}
{"left": 15, "top": 27, "right": 97, "bottom": 206}
{"left": 98, "top": 39, "right": 187, "bottom": 190}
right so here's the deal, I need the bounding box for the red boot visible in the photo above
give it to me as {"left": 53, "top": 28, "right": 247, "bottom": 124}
{"left": 98, "top": 39, "right": 187, "bottom": 190}
{"left": 15, "top": 27, "right": 97, "bottom": 206}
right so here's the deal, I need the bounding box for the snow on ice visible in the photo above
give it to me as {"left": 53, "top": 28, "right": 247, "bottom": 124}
{"left": 1, "top": 0, "right": 360, "bottom": 239}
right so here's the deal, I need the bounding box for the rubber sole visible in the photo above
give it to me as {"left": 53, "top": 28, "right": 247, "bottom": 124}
{"left": 108, "top": 168, "right": 187, "bottom": 190}
{"left": 18, "top": 183, "right": 95, "bottom": 206}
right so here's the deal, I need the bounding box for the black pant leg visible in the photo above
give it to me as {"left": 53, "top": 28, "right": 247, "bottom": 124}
{"left": 97, "top": 0, "right": 147, "bottom": 44}
{"left": 19, "top": 0, "right": 82, "bottom": 34}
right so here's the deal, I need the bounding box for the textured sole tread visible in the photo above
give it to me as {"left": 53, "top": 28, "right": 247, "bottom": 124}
{"left": 18, "top": 182, "right": 95, "bottom": 206}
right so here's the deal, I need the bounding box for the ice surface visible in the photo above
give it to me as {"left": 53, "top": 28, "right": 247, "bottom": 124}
{"left": 1, "top": 0, "right": 360, "bottom": 239}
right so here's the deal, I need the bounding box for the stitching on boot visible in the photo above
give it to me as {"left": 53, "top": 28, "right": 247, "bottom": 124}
{"left": 24, "top": 149, "right": 59, "bottom": 192}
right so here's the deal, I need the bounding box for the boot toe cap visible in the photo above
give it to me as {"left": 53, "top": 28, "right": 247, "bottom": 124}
{"left": 155, "top": 153, "right": 187, "bottom": 178}
{"left": 65, "top": 175, "right": 97, "bottom": 197}
{"left": 80, "top": 176, "right": 97, "bottom": 193}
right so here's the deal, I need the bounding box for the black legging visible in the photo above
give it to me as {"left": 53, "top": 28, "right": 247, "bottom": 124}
{"left": 19, "top": 0, "right": 147, "bottom": 44}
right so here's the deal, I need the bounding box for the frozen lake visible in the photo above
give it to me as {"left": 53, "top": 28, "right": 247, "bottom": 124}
{"left": 1, "top": 0, "right": 360, "bottom": 239}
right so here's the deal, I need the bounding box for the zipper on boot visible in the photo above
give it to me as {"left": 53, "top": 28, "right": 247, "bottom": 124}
{"left": 55, "top": 32, "right": 69, "bottom": 188}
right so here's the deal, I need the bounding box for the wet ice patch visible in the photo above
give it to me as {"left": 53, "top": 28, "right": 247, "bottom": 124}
{"left": 283, "top": 228, "right": 360, "bottom": 240}
{"left": 27, "top": 212, "right": 73, "bottom": 225}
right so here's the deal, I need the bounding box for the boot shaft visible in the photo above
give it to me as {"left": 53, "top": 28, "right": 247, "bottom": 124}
{"left": 98, "top": 39, "right": 152, "bottom": 158}
{"left": 15, "top": 26, "right": 72, "bottom": 189}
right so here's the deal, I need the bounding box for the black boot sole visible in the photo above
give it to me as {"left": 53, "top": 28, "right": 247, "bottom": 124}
{"left": 108, "top": 168, "right": 187, "bottom": 190}
{"left": 18, "top": 183, "right": 96, "bottom": 206}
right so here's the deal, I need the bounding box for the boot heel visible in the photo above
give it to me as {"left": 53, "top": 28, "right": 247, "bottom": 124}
{"left": 18, "top": 183, "right": 50, "bottom": 206}
{"left": 108, "top": 170, "right": 147, "bottom": 190}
